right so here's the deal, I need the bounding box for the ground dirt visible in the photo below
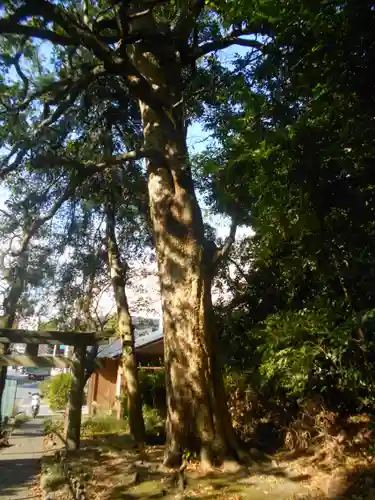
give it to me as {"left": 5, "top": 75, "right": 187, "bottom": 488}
{"left": 42, "top": 430, "right": 375, "bottom": 500}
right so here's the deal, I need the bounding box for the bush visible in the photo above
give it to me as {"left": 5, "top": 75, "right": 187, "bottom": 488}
{"left": 48, "top": 373, "right": 72, "bottom": 411}
{"left": 138, "top": 368, "right": 166, "bottom": 416}
{"left": 44, "top": 417, "right": 63, "bottom": 435}
{"left": 143, "top": 405, "right": 164, "bottom": 431}
{"left": 14, "top": 412, "right": 29, "bottom": 426}
{"left": 81, "top": 416, "right": 128, "bottom": 438}
{"left": 38, "top": 378, "right": 51, "bottom": 398}
{"left": 143, "top": 405, "right": 165, "bottom": 441}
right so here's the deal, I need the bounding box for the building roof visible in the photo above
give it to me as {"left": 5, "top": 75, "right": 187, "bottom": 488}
{"left": 97, "top": 322, "right": 163, "bottom": 359}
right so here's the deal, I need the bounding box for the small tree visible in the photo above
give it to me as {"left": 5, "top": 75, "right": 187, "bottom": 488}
{"left": 48, "top": 372, "right": 72, "bottom": 411}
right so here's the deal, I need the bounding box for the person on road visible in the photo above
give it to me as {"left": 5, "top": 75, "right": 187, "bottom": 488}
{"left": 30, "top": 392, "right": 40, "bottom": 417}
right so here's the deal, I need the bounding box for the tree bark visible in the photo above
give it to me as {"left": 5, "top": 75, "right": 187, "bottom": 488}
{"left": 0, "top": 249, "right": 29, "bottom": 426}
{"left": 65, "top": 346, "right": 85, "bottom": 450}
{"left": 64, "top": 247, "right": 101, "bottom": 443}
{"left": 106, "top": 204, "right": 145, "bottom": 443}
{"left": 127, "top": 25, "right": 240, "bottom": 466}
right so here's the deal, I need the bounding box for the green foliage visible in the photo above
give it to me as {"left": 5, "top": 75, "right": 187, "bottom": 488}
{"left": 195, "top": 0, "right": 375, "bottom": 415}
{"left": 134, "top": 370, "right": 166, "bottom": 438}
{"left": 13, "top": 412, "right": 30, "bottom": 426}
{"left": 138, "top": 369, "right": 166, "bottom": 414}
{"left": 48, "top": 373, "right": 72, "bottom": 411}
{"left": 142, "top": 405, "right": 165, "bottom": 437}
{"left": 44, "top": 416, "right": 63, "bottom": 435}
{"left": 259, "top": 307, "right": 375, "bottom": 404}
{"left": 81, "top": 416, "right": 128, "bottom": 438}
{"left": 38, "top": 378, "right": 51, "bottom": 399}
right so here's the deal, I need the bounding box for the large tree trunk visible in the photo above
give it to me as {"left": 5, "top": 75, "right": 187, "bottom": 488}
{"left": 127, "top": 29, "right": 240, "bottom": 467}
{"left": 106, "top": 205, "right": 145, "bottom": 443}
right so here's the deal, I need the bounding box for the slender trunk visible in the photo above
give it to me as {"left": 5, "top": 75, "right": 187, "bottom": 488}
{"left": 0, "top": 204, "right": 69, "bottom": 424}
{"left": 0, "top": 249, "right": 29, "bottom": 426}
{"left": 127, "top": 29, "right": 240, "bottom": 466}
{"left": 65, "top": 346, "right": 85, "bottom": 450}
{"left": 106, "top": 205, "right": 145, "bottom": 443}
{"left": 64, "top": 254, "right": 98, "bottom": 443}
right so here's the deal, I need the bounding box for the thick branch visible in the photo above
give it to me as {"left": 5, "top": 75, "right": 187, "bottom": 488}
{"left": 50, "top": 147, "right": 162, "bottom": 174}
{"left": 0, "top": 0, "right": 114, "bottom": 60}
{"left": 172, "top": 0, "right": 205, "bottom": 37}
{"left": 90, "top": 148, "right": 161, "bottom": 171}
{"left": 0, "top": 1, "right": 176, "bottom": 132}
{"left": 215, "top": 217, "right": 238, "bottom": 263}
{"left": 193, "top": 35, "right": 263, "bottom": 59}
{"left": 0, "top": 148, "right": 30, "bottom": 180}
{"left": 0, "top": 22, "right": 74, "bottom": 46}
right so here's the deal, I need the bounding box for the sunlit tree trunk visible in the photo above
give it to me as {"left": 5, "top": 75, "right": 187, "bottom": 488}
{"left": 127, "top": 23, "right": 240, "bottom": 467}
{"left": 106, "top": 204, "right": 145, "bottom": 443}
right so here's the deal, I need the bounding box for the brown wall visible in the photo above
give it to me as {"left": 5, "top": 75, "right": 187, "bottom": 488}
{"left": 87, "top": 358, "right": 120, "bottom": 414}
{"left": 87, "top": 341, "right": 164, "bottom": 416}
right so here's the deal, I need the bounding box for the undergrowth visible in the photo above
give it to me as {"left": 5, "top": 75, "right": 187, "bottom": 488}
{"left": 81, "top": 415, "right": 129, "bottom": 437}
{"left": 13, "top": 412, "right": 30, "bottom": 425}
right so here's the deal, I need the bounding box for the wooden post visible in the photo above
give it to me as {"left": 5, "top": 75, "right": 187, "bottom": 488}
{"left": 65, "top": 346, "right": 86, "bottom": 450}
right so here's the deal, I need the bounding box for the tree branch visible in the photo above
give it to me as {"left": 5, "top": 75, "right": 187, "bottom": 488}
{"left": 0, "top": 148, "right": 30, "bottom": 180}
{"left": 16, "top": 179, "right": 77, "bottom": 254}
{"left": 15, "top": 77, "right": 77, "bottom": 112}
{"left": 0, "top": 67, "right": 107, "bottom": 180}
{"left": 228, "top": 257, "right": 251, "bottom": 283}
{"left": 172, "top": 0, "right": 205, "bottom": 37}
{"left": 0, "top": 1, "right": 177, "bottom": 132}
{"left": 193, "top": 35, "right": 263, "bottom": 59}
{"left": 51, "top": 147, "right": 162, "bottom": 174}
{"left": 91, "top": 148, "right": 161, "bottom": 171}
{"left": 0, "top": 22, "right": 74, "bottom": 46}
{"left": 215, "top": 217, "right": 238, "bottom": 263}
{"left": 0, "top": 0, "right": 114, "bottom": 59}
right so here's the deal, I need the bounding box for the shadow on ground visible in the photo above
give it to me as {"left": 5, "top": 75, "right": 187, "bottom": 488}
{"left": 327, "top": 463, "right": 375, "bottom": 499}
{"left": 0, "top": 457, "right": 40, "bottom": 498}
{"left": 11, "top": 418, "right": 45, "bottom": 438}
{"left": 44, "top": 432, "right": 313, "bottom": 500}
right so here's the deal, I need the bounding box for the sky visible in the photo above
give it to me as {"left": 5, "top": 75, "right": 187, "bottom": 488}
{"left": 0, "top": 37, "right": 255, "bottom": 321}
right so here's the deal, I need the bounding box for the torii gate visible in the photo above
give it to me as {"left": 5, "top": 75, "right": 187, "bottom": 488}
{"left": 0, "top": 327, "right": 113, "bottom": 449}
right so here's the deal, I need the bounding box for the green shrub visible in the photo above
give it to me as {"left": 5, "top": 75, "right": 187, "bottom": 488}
{"left": 138, "top": 368, "right": 166, "bottom": 415}
{"left": 81, "top": 416, "right": 128, "bottom": 438}
{"left": 44, "top": 417, "right": 64, "bottom": 435}
{"left": 38, "top": 378, "right": 51, "bottom": 398}
{"left": 41, "top": 456, "right": 66, "bottom": 493}
{"left": 143, "top": 405, "right": 165, "bottom": 437}
{"left": 48, "top": 373, "right": 72, "bottom": 411}
{"left": 14, "top": 412, "right": 29, "bottom": 425}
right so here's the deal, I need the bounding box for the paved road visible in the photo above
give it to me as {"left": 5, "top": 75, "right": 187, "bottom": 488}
{"left": 6, "top": 371, "right": 52, "bottom": 418}
{"left": 0, "top": 419, "right": 44, "bottom": 499}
